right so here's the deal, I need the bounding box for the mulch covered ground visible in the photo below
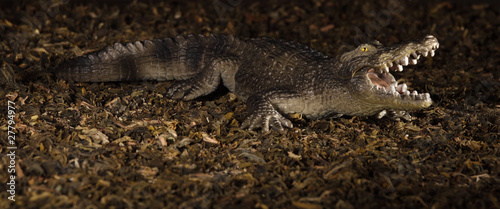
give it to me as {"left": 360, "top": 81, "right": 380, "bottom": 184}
{"left": 0, "top": 0, "right": 498, "bottom": 208}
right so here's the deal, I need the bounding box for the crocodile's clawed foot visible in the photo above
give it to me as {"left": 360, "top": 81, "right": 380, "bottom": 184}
{"left": 376, "top": 110, "right": 412, "bottom": 121}
{"left": 166, "top": 81, "right": 188, "bottom": 100}
{"left": 166, "top": 80, "right": 203, "bottom": 100}
{"left": 241, "top": 111, "right": 293, "bottom": 133}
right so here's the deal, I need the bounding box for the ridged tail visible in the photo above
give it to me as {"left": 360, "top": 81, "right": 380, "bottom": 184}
{"left": 56, "top": 34, "right": 234, "bottom": 82}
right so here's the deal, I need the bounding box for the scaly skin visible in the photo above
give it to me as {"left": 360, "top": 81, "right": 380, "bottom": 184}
{"left": 56, "top": 34, "right": 439, "bottom": 132}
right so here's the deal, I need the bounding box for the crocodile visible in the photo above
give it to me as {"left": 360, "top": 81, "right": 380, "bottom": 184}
{"left": 56, "top": 34, "right": 439, "bottom": 132}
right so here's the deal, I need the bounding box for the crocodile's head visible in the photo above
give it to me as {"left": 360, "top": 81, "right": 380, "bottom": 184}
{"left": 337, "top": 35, "right": 439, "bottom": 119}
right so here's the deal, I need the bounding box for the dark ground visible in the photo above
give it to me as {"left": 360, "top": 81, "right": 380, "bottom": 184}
{"left": 0, "top": 0, "right": 499, "bottom": 208}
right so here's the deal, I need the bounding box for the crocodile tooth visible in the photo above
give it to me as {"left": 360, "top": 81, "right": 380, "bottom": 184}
{"left": 392, "top": 89, "right": 399, "bottom": 97}
{"left": 396, "top": 83, "right": 407, "bottom": 93}
{"left": 382, "top": 65, "right": 389, "bottom": 73}
{"left": 401, "top": 84, "right": 408, "bottom": 93}
{"left": 411, "top": 52, "right": 420, "bottom": 59}
{"left": 388, "top": 84, "right": 396, "bottom": 94}
{"left": 388, "top": 62, "right": 393, "bottom": 67}
{"left": 424, "top": 93, "right": 431, "bottom": 100}
{"left": 430, "top": 50, "right": 435, "bottom": 57}
{"left": 436, "top": 43, "right": 440, "bottom": 49}
{"left": 422, "top": 51, "right": 429, "bottom": 57}
{"left": 410, "top": 58, "right": 417, "bottom": 65}
{"left": 401, "top": 57, "right": 409, "bottom": 66}
{"left": 411, "top": 90, "right": 418, "bottom": 97}
{"left": 397, "top": 64, "right": 403, "bottom": 72}
{"left": 405, "top": 90, "right": 410, "bottom": 95}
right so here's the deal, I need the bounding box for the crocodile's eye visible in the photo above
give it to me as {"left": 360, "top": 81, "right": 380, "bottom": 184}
{"left": 361, "top": 47, "right": 368, "bottom": 52}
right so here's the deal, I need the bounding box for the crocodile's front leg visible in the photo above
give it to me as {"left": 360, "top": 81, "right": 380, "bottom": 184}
{"left": 241, "top": 88, "right": 305, "bottom": 132}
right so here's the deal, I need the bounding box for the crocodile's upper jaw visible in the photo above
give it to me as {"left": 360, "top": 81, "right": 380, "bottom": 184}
{"left": 348, "top": 35, "right": 439, "bottom": 114}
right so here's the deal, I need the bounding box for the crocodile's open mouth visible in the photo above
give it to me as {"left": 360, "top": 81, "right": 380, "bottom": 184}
{"left": 366, "top": 67, "right": 433, "bottom": 101}
{"left": 366, "top": 42, "right": 439, "bottom": 102}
